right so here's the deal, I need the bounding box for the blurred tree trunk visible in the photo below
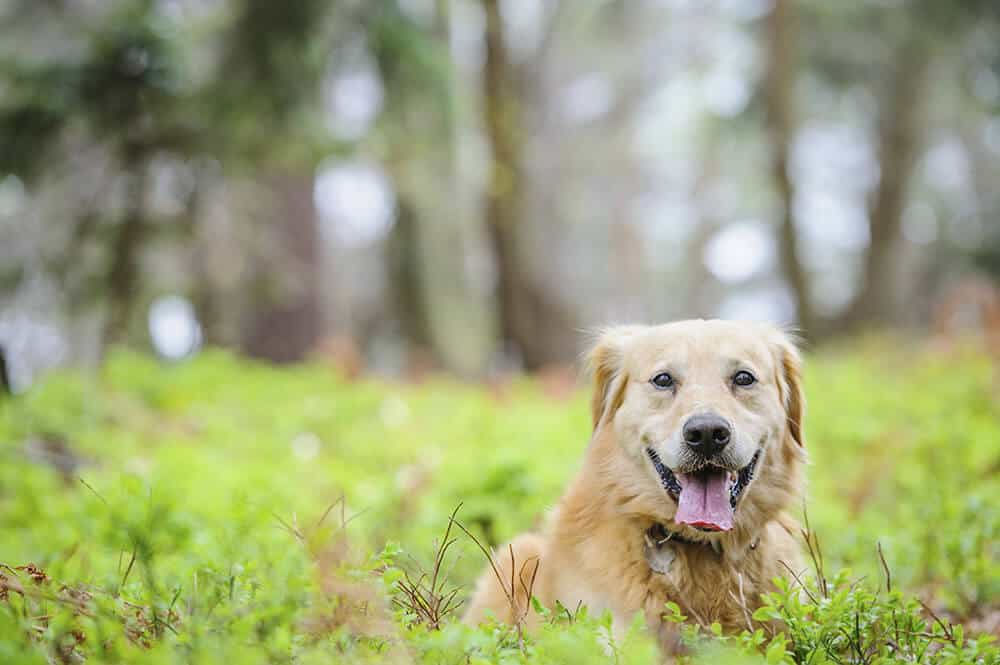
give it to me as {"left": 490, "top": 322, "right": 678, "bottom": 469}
{"left": 242, "top": 171, "right": 321, "bottom": 363}
{"left": 685, "top": 138, "right": 722, "bottom": 318}
{"left": 764, "top": 0, "right": 817, "bottom": 338}
{"left": 483, "top": 0, "right": 527, "bottom": 366}
{"left": 368, "top": 0, "right": 466, "bottom": 373}
{"left": 0, "top": 344, "right": 10, "bottom": 394}
{"left": 105, "top": 146, "right": 148, "bottom": 345}
{"left": 434, "top": 0, "right": 449, "bottom": 38}
{"left": 386, "top": 197, "right": 433, "bottom": 353}
{"left": 766, "top": 5, "right": 931, "bottom": 337}
{"left": 842, "top": 39, "right": 930, "bottom": 329}
{"left": 189, "top": 176, "right": 224, "bottom": 347}
{"left": 482, "top": 0, "right": 573, "bottom": 370}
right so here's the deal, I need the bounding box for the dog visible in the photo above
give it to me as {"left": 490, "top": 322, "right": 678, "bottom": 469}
{"left": 464, "top": 320, "right": 806, "bottom": 648}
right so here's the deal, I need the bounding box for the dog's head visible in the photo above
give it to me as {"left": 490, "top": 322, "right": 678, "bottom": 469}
{"left": 588, "top": 320, "right": 805, "bottom": 537}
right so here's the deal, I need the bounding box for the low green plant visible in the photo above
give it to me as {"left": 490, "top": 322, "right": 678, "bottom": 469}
{"left": 0, "top": 345, "right": 996, "bottom": 663}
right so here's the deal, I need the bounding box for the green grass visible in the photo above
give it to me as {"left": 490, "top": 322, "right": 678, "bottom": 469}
{"left": 0, "top": 345, "right": 997, "bottom": 664}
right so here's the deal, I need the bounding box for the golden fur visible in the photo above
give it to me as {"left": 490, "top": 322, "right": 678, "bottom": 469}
{"left": 464, "top": 320, "right": 806, "bottom": 647}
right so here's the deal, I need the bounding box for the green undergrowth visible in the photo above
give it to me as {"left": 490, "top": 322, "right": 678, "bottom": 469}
{"left": 0, "top": 344, "right": 997, "bottom": 663}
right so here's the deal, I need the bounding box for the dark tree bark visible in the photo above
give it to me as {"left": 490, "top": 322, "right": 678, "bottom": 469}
{"left": 386, "top": 197, "right": 433, "bottom": 353}
{"left": 188, "top": 175, "right": 223, "bottom": 348}
{"left": 482, "top": 0, "right": 525, "bottom": 360}
{"left": 842, "top": 39, "right": 930, "bottom": 329}
{"left": 106, "top": 213, "right": 144, "bottom": 344}
{"left": 0, "top": 344, "right": 10, "bottom": 395}
{"left": 105, "top": 147, "right": 148, "bottom": 345}
{"left": 242, "top": 171, "right": 321, "bottom": 363}
{"left": 764, "top": 0, "right": 817, "bottom": 337}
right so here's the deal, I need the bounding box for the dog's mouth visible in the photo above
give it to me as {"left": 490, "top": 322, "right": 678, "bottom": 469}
{"left": 645, "top": 448, "right": 762, "bottom": 532}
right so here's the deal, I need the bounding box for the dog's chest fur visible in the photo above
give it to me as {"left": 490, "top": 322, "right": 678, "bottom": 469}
{"left": 643, "top": 538, "right": 769, "bottom": 629}
{"left": 541, "top": 433, "right": 801, "bottom": 636}
{"left": 550, "top": 502, "right": 776, "bottom": 633}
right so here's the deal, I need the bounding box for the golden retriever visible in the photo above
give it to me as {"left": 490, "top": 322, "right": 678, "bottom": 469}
{"left": 464, "top": 320, "right": 805, "bottom": 646}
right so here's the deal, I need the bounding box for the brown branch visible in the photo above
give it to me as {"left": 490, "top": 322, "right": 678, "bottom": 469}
{"left": 876, "top": 542, "right": 892, "bottom": 593}
{"left": 778, "top": 560, "right": 819, "bottom": 605}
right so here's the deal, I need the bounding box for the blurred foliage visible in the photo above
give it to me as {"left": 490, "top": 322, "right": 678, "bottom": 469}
{"left": 0, "top": 5, "right": 188, "bottom": 175}
{"left": 1, "top": 0, "right": 999, "bottom": 368}
{"left": 0, "top": 0, "right": 446, "bottom": 174}
{"left": 0, "top": 0, "right": 454, "bottom": 352}
{"left": 0, "top": 343, "right": 997, "bottom": 662}
{"left": 973, "top": 226, "right": 1000, "bottom": 278}
{"left": 217, "top": 0, "right": 332, "bottom": 120}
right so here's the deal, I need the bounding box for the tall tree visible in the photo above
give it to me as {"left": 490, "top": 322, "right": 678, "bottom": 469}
{"left": 482, "top": 0, "right": 525, "bottom": 365}
{"left": 764, "top": 0, "right": 818, "bottom": 337}
{"left": 766, "top": 4, "right": 934, "bottom": 338}
{"left": 842, "top": 36, "right": 930, "bottom": 328}
{"left": 481, "top": 0, "right": 575, "bottom": 370}
{"left": 215, "top": 0, "right": 333, "bottom": 362}
{"left": 768, "top": 1, "right": 1000, "bottom": 339}
{"left": 367, "top": 0, "right": 455, "bottom": 370}
{"left": 0, "top": 5, "right": 199, "bottom": 344}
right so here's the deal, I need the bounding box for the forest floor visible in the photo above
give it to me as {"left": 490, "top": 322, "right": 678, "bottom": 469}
{"left": 1, "top": 342, "right": 998, "bottom": 664}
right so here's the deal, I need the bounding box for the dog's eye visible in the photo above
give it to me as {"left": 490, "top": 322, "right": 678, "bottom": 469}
{"left": 650, "top": 372, "right": 674, "bottom": 390}
{"left": 733, "top": 370, "right": 756, "bottom": 387}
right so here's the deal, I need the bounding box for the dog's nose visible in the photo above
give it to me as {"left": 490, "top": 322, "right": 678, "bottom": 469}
{"left": 682, "top": 414, "right": 731, "bottom": 457}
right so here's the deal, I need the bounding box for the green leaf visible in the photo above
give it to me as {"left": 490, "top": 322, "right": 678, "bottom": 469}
{"left": 663, "top": 601, "right": 687, "bottom": 623}
{"left": 766, "top": 637, "right": 787, "bottom": 664}
{"left": 753, "top": 606, "right": 779, "bottom": 622}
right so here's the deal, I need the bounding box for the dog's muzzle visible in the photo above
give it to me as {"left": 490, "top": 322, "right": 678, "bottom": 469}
{"left": 645, "top": 447, "right": 762, "bottom": 532}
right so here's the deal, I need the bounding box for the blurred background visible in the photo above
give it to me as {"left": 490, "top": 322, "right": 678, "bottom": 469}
{"left": 2, "top": 0, "right": 1000, "bottom": 389}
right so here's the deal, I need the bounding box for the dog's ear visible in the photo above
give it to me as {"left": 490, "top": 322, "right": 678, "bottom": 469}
{"left": 771, "top": 330, "right": 806, "bottom": 448}
{"left": 586, "top": 326, "right": 639, "bottom": 430}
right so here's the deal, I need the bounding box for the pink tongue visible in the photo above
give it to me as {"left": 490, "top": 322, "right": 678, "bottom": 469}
{"left": 674, "top": 472, "right": 734, "bottom": 531}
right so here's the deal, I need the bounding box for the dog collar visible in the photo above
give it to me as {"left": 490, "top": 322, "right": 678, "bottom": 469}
{"left": 646, "top": 522, "right": 710, "bottom": 549}
{"left": 644, "top": 523, "right": 703, "bottom": 575}
{"left": 643, "top": 522, "right": 761, "bottom": 575}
